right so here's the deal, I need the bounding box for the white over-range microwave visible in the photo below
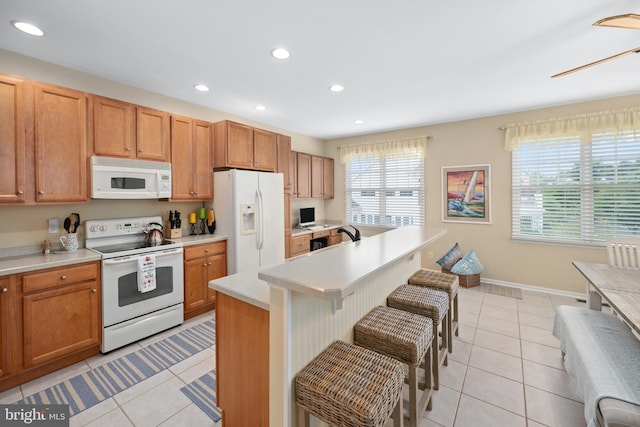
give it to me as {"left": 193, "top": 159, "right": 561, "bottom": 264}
{"left": 91, "top": 156, "right": 172, "bottom": 199}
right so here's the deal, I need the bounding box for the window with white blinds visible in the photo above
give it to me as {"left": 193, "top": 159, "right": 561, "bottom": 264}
{"left": 511, "top": 130, "right": 640, "bottom": 245}
{"left": 344, "top": 151, "right": 425, "bottom": 227}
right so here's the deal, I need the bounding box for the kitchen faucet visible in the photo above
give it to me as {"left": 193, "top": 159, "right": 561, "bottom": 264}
{"left": 337, "top": 225, "right": 361, "bottom": 242}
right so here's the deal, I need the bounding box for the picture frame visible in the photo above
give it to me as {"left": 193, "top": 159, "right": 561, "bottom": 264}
{"left": 441, "top": 164, "right": 491, "bottom": 224}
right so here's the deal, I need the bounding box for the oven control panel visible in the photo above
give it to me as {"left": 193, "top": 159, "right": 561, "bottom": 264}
{"left": 85, "top": 216, "right": 163, "bottom": 239}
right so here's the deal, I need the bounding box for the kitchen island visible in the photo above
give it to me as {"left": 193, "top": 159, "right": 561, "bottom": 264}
{"left": 210, "top": 225, "right": 446, "bottom": 427}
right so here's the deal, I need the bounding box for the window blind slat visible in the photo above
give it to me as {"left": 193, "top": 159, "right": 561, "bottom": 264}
{"left": 345, "top": 151, "right": 424, "bottom": 227}
{"left": 512, "top": 130, "right": 640, "bottom": 245}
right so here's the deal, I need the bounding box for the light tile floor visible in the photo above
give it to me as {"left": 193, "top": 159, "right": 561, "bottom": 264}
{"left": 0, "top": 286, "right": 590, "bottom": 426}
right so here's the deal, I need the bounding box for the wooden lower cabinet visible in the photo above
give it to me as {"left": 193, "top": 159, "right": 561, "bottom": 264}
{"left": 329, "top": 228, "right": 343, "bottom": 246}
{"left": 184, "top": 241, "right": 227, "bottom": 319}
{"left": 0, "top": 276, "right": 16, "bottom": 380}
{"left": 290, "top": 234, "right": 311, "bottom": 257}
{"left": 23, "top": 280, "right": 100, "bottom": 368}
{"left": 216, "top": 292, "right": 268, "bottom": 427}
{"left": 0, "top": 262, "right": 101, "bottom": 392}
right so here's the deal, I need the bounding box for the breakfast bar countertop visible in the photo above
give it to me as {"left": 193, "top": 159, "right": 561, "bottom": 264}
{"left": 259, "top": 226, "right": 446, "bottom": 304}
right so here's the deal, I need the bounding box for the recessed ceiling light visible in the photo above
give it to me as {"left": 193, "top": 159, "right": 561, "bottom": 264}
{"left": 255, "top": 105, "right": 267, "bottom": 111}
{"left": 11, "top": 21, "right": 44, "bottom": 36}
{"left": 354, "top": 120, "right": 364, "bottom": 125}
{"left": 271, "top": 48, "right": 290, "bottom": 59}
{"left": 193, "top": 84, "right": 210, "bottom": 92}
{"left": 329, "top": 84, "right": 344, "bottom": 93}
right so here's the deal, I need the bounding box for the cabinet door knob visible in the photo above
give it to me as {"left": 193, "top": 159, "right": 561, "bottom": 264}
{"left": 204, "top": 248, "right": 209, "bottom": 252}
{"left": 207, "top": 262, "right": 212, "bottom": 266}
{"left": 125, "top": 147, "right": 131, "bottom": 152}
{"left": 202, "top": 263, "right": 208, "bottom": 267}
{"left": 138, "top": 149, "right": 144, "bottom": 153}
{"left": 92, "top": 289, "right": 97, "bottom": 293}
{"left": 39, "top": 191, "right": 45, "bottom": 195}
{"left": 17, "top": 190, "right": 23, "bottom": 195}
{"left": 2, "top": 288, "right": 8, "bottom": 293}
{"left": 60, "top": 275, "right": 67, "bottom": 280}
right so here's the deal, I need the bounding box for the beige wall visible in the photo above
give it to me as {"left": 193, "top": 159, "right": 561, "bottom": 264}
{"left": 4, "top": 47, "right": 638, "bottom": 295}
{"left": 0, "top": 49, "right": 324, "bottom": 250}
{"left": 325, "top": 93, "right": 640, "bottom": 295}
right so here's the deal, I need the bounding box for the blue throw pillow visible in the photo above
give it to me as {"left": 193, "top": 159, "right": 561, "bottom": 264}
{"left": 450, "top": 249, "right": 484, "bottom": 275}
{"left": 436, "top": 243, "right": 463, "bottom": 270}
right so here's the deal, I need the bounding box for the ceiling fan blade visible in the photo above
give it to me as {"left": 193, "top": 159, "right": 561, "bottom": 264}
{"left": 551, "top": 47, "right": 640, "bottom": 78}
{"left": 594, "top": 13, "right": 640, "bottom": 30}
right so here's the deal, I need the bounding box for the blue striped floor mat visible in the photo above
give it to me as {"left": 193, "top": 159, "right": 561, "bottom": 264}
{"left": 18, "top": 319, "right": 217, "bottom": 417}
{"left": 180, "top": 370, "right": 221, "bottom": 421}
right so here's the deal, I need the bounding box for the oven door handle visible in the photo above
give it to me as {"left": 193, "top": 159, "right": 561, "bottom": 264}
{"left": 102, "top": 249, "right": 183, "bottom": 265}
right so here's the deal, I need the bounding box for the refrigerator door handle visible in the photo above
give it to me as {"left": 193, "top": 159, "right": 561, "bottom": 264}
{"left": 257, "top": 189, "right": 265, "bottom": 250}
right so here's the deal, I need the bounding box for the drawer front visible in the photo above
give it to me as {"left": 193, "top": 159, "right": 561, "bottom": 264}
{"left": 184, "top": 240, "right": 226, "bottom": 260}
{"left": 312, "top": 230, "right": 330, "bottom": 238}
{"left": 291, "top": 235, "right": 311, "bottom": 255}
{"left": 23, "top": 262, "right": 99, "bottom": 293}
{"left": 330, "top": 228, "right": 342, "bottom": 237}
{"left": 329, "top": 236, "right": 343, "bottom": 246}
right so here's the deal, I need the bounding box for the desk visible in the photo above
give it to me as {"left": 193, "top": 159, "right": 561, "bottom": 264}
{"left": 573, "top": 261, "right": 640, "bottom": 335}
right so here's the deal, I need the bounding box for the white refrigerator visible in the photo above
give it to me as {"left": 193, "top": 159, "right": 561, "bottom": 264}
{"left": 213, "top": 169, "right": 285, "bottom": 274}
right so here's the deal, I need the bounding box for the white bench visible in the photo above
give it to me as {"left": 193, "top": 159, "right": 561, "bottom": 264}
{"left": 553, "top": 306, "right": 640, "bottom": 427}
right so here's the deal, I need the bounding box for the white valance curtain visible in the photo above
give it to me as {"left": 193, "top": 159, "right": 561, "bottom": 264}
{"left": 338, "top": 136, "right": 427, "bottom": 163}
{"left": 503, "top": 107, "right": 640, "bottom": 150}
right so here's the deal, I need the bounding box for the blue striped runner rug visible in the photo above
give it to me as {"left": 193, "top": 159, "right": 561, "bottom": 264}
{"left": 18, "top": 319, "right": 216, "bottom": 416}
{"left": 180, "top": 370, "right": 221, "bottom": 421}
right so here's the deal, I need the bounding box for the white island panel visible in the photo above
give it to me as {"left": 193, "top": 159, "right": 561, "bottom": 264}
{"left": 262, "top": 226, "right": 446, "bottom": 427}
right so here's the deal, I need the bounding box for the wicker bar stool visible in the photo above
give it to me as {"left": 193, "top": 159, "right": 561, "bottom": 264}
{"left": 354, "top": 305, "right": 434, "bottom": 427}
{"left": 388, "top": 285, "right": 449, "bottom": 390}
{"left": 295, "top": 340, "right": 405, "bottom": 427}
{"left": 408, "top": 269, "right": 460, "bottom": 353}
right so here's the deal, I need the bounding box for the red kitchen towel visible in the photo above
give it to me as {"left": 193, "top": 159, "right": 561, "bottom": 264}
{"left": 137, "top": 254, "right": 156, "bottom": 293}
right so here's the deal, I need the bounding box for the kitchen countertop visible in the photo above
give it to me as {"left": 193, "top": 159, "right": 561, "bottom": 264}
{"left": 291, "top": 219, "right": 344, "bottom": 237}
{"left": 0, "top": 249, "right": 102, "bottom": 277}
{"left": 259, "top": 226, "right": 447, "bottom": 307}
{"left": 208, "top": 271, "right": 270, "bottom": 311}
{"left": 167, "top": 233, "right": 227, "bottom": 246}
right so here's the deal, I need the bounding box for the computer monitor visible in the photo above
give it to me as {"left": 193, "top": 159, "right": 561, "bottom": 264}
{"left": 300, "top": 207, "right": 315, "bottom": 227}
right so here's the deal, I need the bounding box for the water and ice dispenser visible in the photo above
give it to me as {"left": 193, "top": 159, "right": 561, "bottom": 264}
{"left": 240, "top": 203, "right": 256, "bottom": 234}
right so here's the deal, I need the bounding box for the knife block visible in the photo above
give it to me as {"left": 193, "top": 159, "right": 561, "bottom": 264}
{"left": 169, "top": 228, "right": 182, "bottom": 239}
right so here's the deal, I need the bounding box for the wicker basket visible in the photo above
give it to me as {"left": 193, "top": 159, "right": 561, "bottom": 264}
{"left": 442, "top": 265, "right": 480, "bottom": 288}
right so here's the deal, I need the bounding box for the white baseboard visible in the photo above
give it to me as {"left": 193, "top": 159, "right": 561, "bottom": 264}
{"left": 480, "top": 277, "right": 586, "bottom": 300}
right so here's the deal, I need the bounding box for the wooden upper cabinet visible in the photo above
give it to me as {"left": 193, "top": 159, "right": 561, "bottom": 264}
{"left": 170, "top": 116, "right": 212, "bottom": 201}
{"left": 213, "top": 120, "right": 277, "bottom": 172}
{"left": 194, "top": 120, "right": 213, "bottom": 200}
{"left": 34, "top": 82, "right": 88, "bottom": 203}
{"left": 136, "top": 106, "right": 170, "bottom": 162}
{"left": 0, "top": 74, "right": 26, "bottom": 203}
{"left": 90, "top": 95, "right": 135, "bottom": 158}
{"left": 296, "top": 152, "right": 311, "bottom": 198}
{"left": 215, "top": 121, "right": 253, "bottom": 169}
{"left": 311, "top": 155, "right": 324, "bottom": 198}
{"left": 90, "top": 96, "right": 170, "bottom": 162}
{"left": 276, "top": 134, "right": 292, "bottom": 190}
{"left": 253, "top": 128, "right": 276, "bottom": 172}
{"left": 323, "top": 157, "right": 334, "bottom": 199}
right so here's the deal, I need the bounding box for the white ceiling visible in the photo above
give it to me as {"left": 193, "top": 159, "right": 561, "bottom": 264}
{"left": 1, "top": 0, "right": 640, "bottom": 140}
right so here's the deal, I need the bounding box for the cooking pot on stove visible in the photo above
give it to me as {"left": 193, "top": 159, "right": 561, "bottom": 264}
{"left": 144, "top": 222, "right": 164, "bottom": 246}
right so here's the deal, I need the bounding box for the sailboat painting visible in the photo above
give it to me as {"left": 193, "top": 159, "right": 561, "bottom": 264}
{"left": 442, "top": 164, "right": 491, "bottom": 224}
